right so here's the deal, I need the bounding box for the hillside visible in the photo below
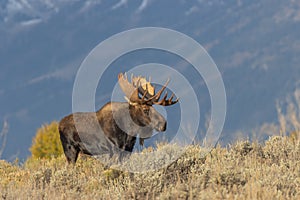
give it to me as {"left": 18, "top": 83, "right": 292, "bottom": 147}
{"left": 0, "top": 135, "right": 299, "bottom": 199}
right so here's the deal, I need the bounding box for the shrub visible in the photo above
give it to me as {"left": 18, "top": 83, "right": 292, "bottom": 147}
{"left": 29, "top": 121, "right": 63, "bottom": 159}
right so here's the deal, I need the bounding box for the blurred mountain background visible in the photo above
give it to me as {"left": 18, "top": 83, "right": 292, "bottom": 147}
{"left": 1, "top": 0, "right": 300, "bottom": 160}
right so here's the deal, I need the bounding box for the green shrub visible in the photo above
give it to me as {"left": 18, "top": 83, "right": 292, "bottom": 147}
{"left": 29, "top": 121, "right": 63, "bottom": 159}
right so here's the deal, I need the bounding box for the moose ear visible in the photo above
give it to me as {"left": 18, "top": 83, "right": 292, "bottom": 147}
{"left": 124, "top": 96, "right": 138, "bottom": 106}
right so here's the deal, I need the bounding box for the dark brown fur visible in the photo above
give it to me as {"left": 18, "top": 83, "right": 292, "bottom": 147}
{"left": 59, "top": 102, "right": 166, "bottom": 164}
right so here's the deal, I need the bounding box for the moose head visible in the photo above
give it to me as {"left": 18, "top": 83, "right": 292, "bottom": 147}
{"left": 117, "top": 73, "right": 179, "bottom": 144}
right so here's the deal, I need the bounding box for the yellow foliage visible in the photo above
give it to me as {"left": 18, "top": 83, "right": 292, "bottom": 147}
{"left": 29, "top": 121, "right": 63, "bottom": 159}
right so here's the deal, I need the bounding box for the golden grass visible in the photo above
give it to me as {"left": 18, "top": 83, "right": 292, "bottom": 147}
{"left": 0, "top": 135, "right": 299, "bottom": 199}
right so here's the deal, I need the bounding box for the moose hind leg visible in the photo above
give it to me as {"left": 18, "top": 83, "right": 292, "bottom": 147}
{"left": 60, "top": 132, "right": 80, "bottom": 164}
{"left": 65, "top": 145, "right": 80, "bottom": 164}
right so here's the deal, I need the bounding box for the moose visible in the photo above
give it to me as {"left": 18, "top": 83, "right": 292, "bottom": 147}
{"left": 59, "top": 73, "right": 179, "bottom": 164}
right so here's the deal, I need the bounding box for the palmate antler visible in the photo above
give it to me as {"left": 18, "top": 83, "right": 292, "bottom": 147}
{"left": 118, "top": 73, "right": 179, "bottom": 106}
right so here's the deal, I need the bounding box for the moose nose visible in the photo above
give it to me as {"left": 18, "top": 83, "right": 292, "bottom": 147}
{"left": 158, "top": 122, "right": 167, "bottom": 132}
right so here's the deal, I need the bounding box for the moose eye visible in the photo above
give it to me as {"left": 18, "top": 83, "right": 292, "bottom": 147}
{"left": 143, "top": 109, "right": 150, "bottom": 115}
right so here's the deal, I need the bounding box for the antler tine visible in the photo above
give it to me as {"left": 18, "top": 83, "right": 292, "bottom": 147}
{"left": 147, "top": 78, "right": 169, "bottom": 102}
{"left": 141, "top": 85, "right": 149, "bottom": 101}
{"left": 162, "top": 91, "right": 168, "bottom": 101}
{"left": 155, "top": 96, "right": 179, "bottom": 106}
{"left": 169, "top": 93, "right": 174, "bottom": 101}
{"left": 150, "top": 79, "right": 179, "bottom": 106}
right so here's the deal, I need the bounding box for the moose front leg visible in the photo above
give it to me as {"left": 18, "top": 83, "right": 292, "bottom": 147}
{"left": 139, "top": 138, "right": 145, "bottom": 146}
{"left": 116, "top": 135, "right": 137, "bottom": 163}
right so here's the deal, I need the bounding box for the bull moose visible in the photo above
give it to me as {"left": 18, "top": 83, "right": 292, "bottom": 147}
{"left": 59, "top": 73, "right": 179, "bottom": 164}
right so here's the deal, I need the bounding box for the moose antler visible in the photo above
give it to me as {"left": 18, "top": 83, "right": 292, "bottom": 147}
{"left": 118, "top": 73, "right": 179, "bottom": 106}
{"left": 118, "top": 73, "right": 152, "bottom": 104}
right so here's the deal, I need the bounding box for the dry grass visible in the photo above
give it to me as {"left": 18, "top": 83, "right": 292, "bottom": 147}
{"left": 0, "top": 135, "right": 300, "bottom": 200}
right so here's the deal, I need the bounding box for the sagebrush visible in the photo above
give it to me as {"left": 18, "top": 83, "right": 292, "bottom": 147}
{"left": 1, "top": 135, "right": 299, "bottom": 199}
